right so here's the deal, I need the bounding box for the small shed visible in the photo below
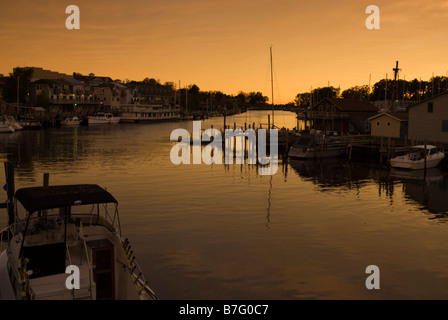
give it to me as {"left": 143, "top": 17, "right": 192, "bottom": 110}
{"left": 368, "top": 112, "right": 408, "bottom": 139}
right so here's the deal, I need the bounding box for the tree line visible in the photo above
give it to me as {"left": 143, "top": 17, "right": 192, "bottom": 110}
{"left": 1, "top": 68, "right": 271, "bottom": 114}
{"left": 5, "top": 67, "right": 447, "bottom": 113}
{"left": 294, "top": 75, "right": 448, "bottom": 109}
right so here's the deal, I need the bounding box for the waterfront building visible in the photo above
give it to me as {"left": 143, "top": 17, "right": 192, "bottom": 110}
{"left": 29, "top": 67, "right": 73, "bottom": 82}
{"left": 89, "top": 75, "right": 114, "bottom": 86}
{"left": 408, "top": 92, "right": 448, "bottom": 144}
{"left": 93, "top": 82, "right": 129, "bottom": 109}
{"left": 31, "top": 78, "right": 101, "bottom": 115}
{"left": 119, "top": 84, "right": 180, "bottom": 122}
{"left": 300, "top": 97, "right": 378, "bottom": 134}
{"left": 368, "top": 111, "right": 408, "bottom": 139}
{"left": 0, "top": 76, "right": 6, "bottom": 100}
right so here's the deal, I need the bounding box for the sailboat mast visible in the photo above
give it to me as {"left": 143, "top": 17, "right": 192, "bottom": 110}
{"left": 270, "top": 46, "right": 274, "bottom": 129}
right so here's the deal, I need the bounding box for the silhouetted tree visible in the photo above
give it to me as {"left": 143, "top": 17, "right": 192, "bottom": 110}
{"left": 142, "top": 77, "right": 160, "bottom": 86}
{"left": 294, "top": 92, "right": 311, "bottom": 109}
{"left": 3, "top": 67, "right": 34, "bottom": 104}
{"left": 188, "top": 84, "right": 200, "bottom": 95}
{"left": 311, "top": 86, "right": 339, "bottom": 104}
{"left": 341, "top": 85, "right": 370, "bottom": 100}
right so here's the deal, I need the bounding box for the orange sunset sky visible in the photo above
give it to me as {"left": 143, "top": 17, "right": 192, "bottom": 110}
{"left": 1, "top": 0, "right": 447, "bottom": 104}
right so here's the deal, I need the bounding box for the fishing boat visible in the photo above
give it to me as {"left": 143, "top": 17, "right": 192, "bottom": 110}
{"left": 0, "top": 184, "right": 157, "bottom": 300}
{"left": 390, "top": 145, "right": 445, "bottom": 170}
{"left": 88, "top": 112, "right": 121, "bottom": 125}
{"left": 288, "top": 133, "right": 346, "bottom": 159}
{"left": 61, "top": 116, "right": 82, "bottom": 126}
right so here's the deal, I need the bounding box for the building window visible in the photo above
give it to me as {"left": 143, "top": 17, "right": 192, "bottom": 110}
{"left": 376, "top": 121, "right": 380, "bottom": 126}
{"left": 442, "top": 120, "right": 448, "bottom": 132}
{"left": 387, "top": 122, "right": 391, "bottom": 127}
{"left": 428, "top": 102, "right": 434, "bottom": 113}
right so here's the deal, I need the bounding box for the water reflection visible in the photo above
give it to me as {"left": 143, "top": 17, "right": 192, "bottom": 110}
{"left": 288, "top": 158, "right": 448, "bottom": 221}
{"left": 0, "top": 127, "right": 90, "bottom": 178}
{"left": 2, "top": 114, "right": 448, "bottom": 299}
{"left": 288, "top": 158, "right": 383, "bottom": 190}
{"left": 391, "top": 167, "right": 448, "bottom": 220}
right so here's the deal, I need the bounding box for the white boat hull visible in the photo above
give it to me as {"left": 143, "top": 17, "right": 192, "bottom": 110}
{"left": 61, "top": 118, "right": 81, "bottom": 126}
{"left": 88, "top": 117, "right": 121, "bottom": 124}
{"left": 390, "top": 153, "right": 445, "bottom": 170}
{"left": 390, "top": 145, "right": 445, "bottom": 170}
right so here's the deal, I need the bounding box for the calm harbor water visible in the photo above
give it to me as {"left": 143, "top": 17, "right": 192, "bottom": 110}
{"left": 1, "top": 110, "right": 448, "bottom": 299}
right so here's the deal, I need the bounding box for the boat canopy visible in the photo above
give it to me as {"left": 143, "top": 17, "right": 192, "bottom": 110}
{"left": 15, "top": 184, "right": 118, "bottom": 213}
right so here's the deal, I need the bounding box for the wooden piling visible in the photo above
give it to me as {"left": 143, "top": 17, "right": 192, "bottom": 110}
{"left": 42, "top": 173, "right": 50, "bottom": 218}
{"left": 349, "top": 142, "right": 353, "bottom": 161}
{"left": 387, "top": 137, "right": 391, "bottom": 164}
{"left": 43, "top": 173, "right": 49, "bottom": 187}
{"left": 4, "top": 161, "right": 15, "bottom": 226}
{"left": 424, "top": 139, "right": 427, "bottom": 175}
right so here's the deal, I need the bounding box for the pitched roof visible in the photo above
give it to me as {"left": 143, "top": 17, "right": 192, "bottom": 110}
{"left": 368, "top": 111, "right": 408, "bottom": 122}
{"left": 408, "top": 91, "right": 448, "bottom": 109}
{"left": 95, "top": 82, "right": 128, "bottom": 89}
{"left": 318, "top": 97, "right": 378, "bottom": 112}
{"left": 31, "top": 78, "right": 59, "bottom": 85}
{"left": 126, "top": 83, "right": 173, "bottom": 95}
{"left": 62, "top": 77, "right": 87, "bottom": 86}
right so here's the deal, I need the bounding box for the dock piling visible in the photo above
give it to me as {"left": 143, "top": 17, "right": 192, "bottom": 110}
{"left": 4, "top": 161, "right": 15, "bottom": 226}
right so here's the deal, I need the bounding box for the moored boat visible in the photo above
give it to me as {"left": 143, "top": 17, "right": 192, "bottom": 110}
{"left": 88, "top": 112, "right": 121, "bottom": 125}
{"left": 288, "top": 133, "right": 346, "bottom": 159}
{"left": 61, "top": 116, "right": 82, "bottom": 126}
{"left": 0, "top": 184, "right": 157, "bottom": 300}
{"left": 390, "top": 145, "right": 445, "bottom": 170}
{"left": 20, "top": 120, "right": 42, "bottom": 130}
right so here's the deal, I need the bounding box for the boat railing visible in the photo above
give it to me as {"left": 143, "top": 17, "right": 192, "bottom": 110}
{"left": 71, "top": 203, "right": 121, "bottom": 234}
{"left": 65, "top": 244, "right": 77, "bottom": 300}
{"left": 0, "top": 223, "right": 20, "bottom": 252}
{"left": 82, "top": 238, "right": 93, "bottom": 300}
{"left": 0, "top": 224, "right": 12, "bottom": 252}
{"left": 121, "top": 236, "right": 157, "bottom": 300}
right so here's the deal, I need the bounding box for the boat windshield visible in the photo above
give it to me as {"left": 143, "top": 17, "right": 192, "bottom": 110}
{"left": 409, "top": 147, "right": 437, "bottom": 154}
{"left": 292, "top": 135, "right": 315, "bottom": 148}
